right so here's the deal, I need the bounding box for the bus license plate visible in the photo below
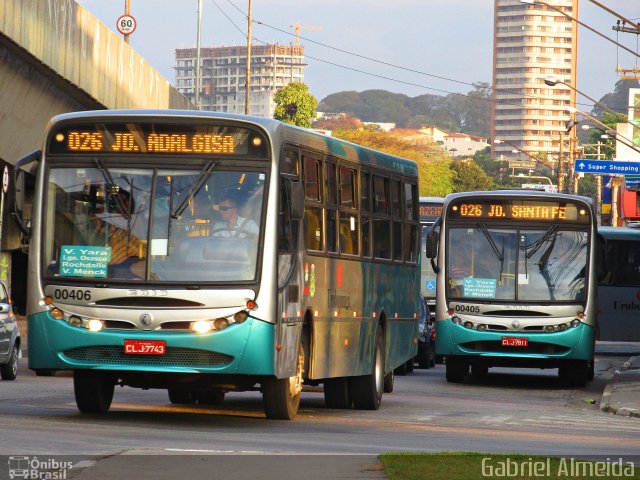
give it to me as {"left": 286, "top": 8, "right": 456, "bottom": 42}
{"left": 501, "top": 337, "right": 528, "bottom": 347}
{"left": 124, "top": 340, "right": 166, "bottom": 355}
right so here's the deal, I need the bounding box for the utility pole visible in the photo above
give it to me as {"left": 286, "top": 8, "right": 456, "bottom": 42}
{"left": 558, "top": 132, "right": 565, "bottom": 193}
{"left": 245, "top": 0, "right": 253, "bottom": 115}
{"left": 195, "top": 0, "right": 202, "bottom": 109}
{"left": 124, "top": 0, "right": 130, "bottom": 45}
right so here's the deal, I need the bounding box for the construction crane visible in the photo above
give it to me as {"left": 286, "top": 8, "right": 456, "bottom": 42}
{"left": 290, "top": 23, "right": 322, "bottom": 47}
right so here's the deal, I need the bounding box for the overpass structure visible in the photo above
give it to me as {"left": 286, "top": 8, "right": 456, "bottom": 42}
{"left": 0, "top": 0, "right": 193, "bottom": 308}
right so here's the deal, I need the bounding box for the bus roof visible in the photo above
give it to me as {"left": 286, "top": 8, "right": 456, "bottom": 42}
{"left": 443, "top": 190, "right": 593, "bottom": 207}
{"left": 47, "top": 109, "right": 418, "bottom": 177}
{"left": 598, "top": 226, "right": 640, "bottom": 240}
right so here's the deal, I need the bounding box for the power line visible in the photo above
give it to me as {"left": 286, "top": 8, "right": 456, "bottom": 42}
{"left": 209, "top": 0, "right": 602, "bottom": 111}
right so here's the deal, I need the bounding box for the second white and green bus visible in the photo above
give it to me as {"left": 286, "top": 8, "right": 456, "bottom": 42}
{"left": 426, "top": 190, "right": 598, "bottom": 386}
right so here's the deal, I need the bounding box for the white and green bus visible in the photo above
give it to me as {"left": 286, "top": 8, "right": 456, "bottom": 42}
{"left": 14, "top": 110, "right": 421, "bottom": 419}
{"left": 426, "top": 190, "right": 598, "bottom": 386}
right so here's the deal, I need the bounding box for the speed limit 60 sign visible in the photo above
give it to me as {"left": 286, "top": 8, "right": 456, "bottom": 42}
{"left": 117, "top": 14, "right": 137, "bottom": 36}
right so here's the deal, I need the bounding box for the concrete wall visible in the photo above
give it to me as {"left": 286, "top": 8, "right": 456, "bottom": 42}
{"left": 0, "top": 0, "right": 193, "bottom": 164}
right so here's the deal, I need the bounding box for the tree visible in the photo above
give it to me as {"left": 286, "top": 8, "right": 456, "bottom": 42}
{"left": 313, "top": 113, "right": 363, "bottom": 131}
{"left": 451, "top": 159, "right": 493, "bottom": 192}
{"left": 273, "top": 82, "right": 318, "bottom": 128}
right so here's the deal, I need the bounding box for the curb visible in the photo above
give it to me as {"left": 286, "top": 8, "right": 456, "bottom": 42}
{"left": 599, "top": 356, "right": 640, "bottom": 418}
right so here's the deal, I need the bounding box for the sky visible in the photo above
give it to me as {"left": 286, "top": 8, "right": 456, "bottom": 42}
{"left": 74, "top": 0, "right": 640, "bottom": 107}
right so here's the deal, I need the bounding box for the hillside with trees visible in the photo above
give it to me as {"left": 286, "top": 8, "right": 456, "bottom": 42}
{"left": 317, "top": 83, "right": 492, "bottom": 138}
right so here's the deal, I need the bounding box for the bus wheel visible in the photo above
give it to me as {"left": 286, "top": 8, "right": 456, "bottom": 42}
{"left": 196, "top": 389, "right": 225, "bottom": 405}
{"left": 168, "top": 389, "right": 197, "bottom": 404}
{"left": 324, "top": 377, "right": 351, "bottom": 408}
{"left": 350, "top": 327, "right": 384, "bottom": 410}
{"left": 445, "top": 356, "right": 469, "bottom": 383}
{"left": 558, "top": 360, "right": 588, "bottom": 387}
{"left": 74, "top": 370, "right": 114, "bottom": 414}
{"left": 263, "top": 343, "right": 304, "bottom": 420}
{"left": 383, "top": 369, "right": 394, "bottom": 393}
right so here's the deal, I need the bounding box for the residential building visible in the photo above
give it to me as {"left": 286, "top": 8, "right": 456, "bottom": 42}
{"left": 444, "top": 133, "right": 490, "bottom": 158}
{"left": 491, "top": 0, "right": 578, "bottom": 162}
{"left": 175, "top": 44, "right": 306, "bottom": 117}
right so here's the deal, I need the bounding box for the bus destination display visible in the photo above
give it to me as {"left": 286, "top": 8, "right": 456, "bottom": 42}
{"left": 419, "top": 204, "right": 443, "bottom": 219}
{"left": 49, "top": 123, "right": 268, "bottom": 157}
{"left": 448, "top": 200, "right": 590, "bottom": 223}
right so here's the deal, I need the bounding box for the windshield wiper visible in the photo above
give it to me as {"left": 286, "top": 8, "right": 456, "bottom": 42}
{"left": 524, "top": 224, "right": 559, "bottom": 260}
{"left": 171, "top": 161, "right": 216, "bottom": 219}
{"left": 477, "top": 223, "right": 505, "bottom": 282}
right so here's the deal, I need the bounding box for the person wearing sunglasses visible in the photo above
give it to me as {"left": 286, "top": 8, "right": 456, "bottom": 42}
{"left": 211, "top": 195, "right": 259, "bottom": 238}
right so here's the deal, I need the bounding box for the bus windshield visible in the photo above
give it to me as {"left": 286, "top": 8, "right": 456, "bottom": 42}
{"left": 43, "top": 164, "right": 266, "bottom": 283}
{"left": 447, "top": 225, "right": 587, "bottom": 302}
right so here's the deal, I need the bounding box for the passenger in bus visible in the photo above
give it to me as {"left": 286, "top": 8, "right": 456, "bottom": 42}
{"left": 211, "top": 195, "right": 258, "bottom": 238}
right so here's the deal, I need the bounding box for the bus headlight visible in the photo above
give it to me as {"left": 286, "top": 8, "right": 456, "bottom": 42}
{"left": 463, "top": 321, "right": 474, "bottom": 329}
{"left": 477, "top": 324, "right": 487, "bottom": 331}
{"left": 87, "top": 319, "right": 104, "bottom": 332}
{"left": 192, "top": 320, "right": 214, "bottom": 334}
{"left": 557, "top": 323, "right": 568, "bottom": 331}
{"left": 68, "top": 315, "right": 83, "bottom": 327}
{"left": 544, "top": 325, "right": 555, "bottom": 333}
{"left": 50, "top": 308, "right": 64, "bottom": 320}
{"left": 451, "top": 315, "right": 462, "bottom": 325}
{"left": 570, "top": 319, "right": 581, "bottom": 328}
{"left": 233, "top": 311, "right": 249, "bottom": 324}
{"left": 213, "top": 318, "right": 230, "bottom": 331}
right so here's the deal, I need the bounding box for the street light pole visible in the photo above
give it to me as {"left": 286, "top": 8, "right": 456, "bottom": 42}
{"left": 195, "top": 0, "right": 202, "bottom": 110}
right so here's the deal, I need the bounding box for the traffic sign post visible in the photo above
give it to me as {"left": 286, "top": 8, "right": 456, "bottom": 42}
{"left": 574, "top": 159, "right": 640, "bottom": 175}
{"left": 116, "top": 14, "right": 137, "bottom": 37}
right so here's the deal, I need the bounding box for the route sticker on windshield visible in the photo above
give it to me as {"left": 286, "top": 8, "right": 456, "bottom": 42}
{"left": 59, "top": 245, "right": 111, "bottom": 277}
{"left": 463, "top": 278, "right": 497, "bottom": 298}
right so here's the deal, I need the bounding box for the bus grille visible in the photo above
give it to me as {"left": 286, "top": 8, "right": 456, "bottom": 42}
{"left": 461, "top": 341, "right": 570, "bottom": 355}
{"left": 62, "top": 346, "right": 234, "bottom": 367}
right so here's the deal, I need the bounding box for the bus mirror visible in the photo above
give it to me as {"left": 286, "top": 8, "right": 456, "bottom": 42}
{"left": 290, "top": 181, "right": 304, "bottom": 221}
{"left": 13, "top": 150, "right": 40, "bottom": 238}
{"left": 425, "top": 229, "right": 438, "bottom": 259}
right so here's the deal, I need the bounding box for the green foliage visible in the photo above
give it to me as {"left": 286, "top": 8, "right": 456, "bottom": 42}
{"left": 273, "top": 82, "right": 318, "bottom": 128}
{"left": 593, "top": 79, "right": 640, "bottom": 116}
{"left": 451, "top": 159, "right": 493, "bottom": 192}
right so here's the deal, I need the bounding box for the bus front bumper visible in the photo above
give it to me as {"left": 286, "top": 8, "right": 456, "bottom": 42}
{"left": 27, "top": 311, "right": 276, "bottom": 375}
{"left": 435, "top": 319, "right": 595, "bottom": 362}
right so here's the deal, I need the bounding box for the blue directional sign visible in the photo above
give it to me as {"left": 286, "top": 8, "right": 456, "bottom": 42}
{"left": 626, "top": 175, "right": 640, "bottom": 189}
{"left": 574, "top": 159, "right": 640, "bottom": 175}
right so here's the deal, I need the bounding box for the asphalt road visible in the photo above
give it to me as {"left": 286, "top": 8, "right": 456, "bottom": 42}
{"left": 1, "top": 356, "right": 639, "bottom": 478}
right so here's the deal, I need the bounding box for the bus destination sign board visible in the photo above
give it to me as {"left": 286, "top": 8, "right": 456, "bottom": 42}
{"left": 48, "top": 122, "right": 268, "bottom": 157}
{"left": 448, "top": 200, "right": 590, "bottom": 223}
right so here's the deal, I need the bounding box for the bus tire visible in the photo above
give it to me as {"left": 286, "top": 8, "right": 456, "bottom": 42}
{"left": 74, "top": 370, "right": 114, "bottom": 414}
{"left": 350, "top": 326, "right": 384, "bottom": 410}
{"left": 558, "top": 360, "right": 588, "bottom": 387}
{"left": 262, "top": 343, "right": 304, "bottom": 420}
{"left": 324, "top": 378, "right": 351, "bottom": 408}
{"left": 196, "top": 389, "right": 225, "bottom": 405}
{"left": 383, "top": 369, "right": 394, "bottom": 393}
{"left": 168, "top": 389, "right": 197, "bottom": 404}
{"left": 445, "top": 356, "right": 468, "bottom": 383}
{"left": 0, "top": 344, "right": 19, "bottom": 381}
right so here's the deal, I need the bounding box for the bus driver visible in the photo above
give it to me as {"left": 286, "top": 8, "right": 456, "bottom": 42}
{"left": 212, "top": 195, "right": 259, "bottom": 238}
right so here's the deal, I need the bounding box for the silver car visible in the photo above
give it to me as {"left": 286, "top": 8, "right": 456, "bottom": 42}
{"left": 0, "top": 282, "right": 20, "bottom": 380}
